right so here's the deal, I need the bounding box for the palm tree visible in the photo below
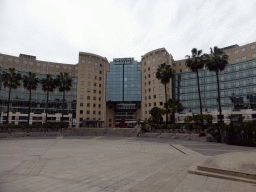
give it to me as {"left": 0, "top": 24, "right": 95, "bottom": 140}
{"left": 56, "top": 72, "right": 72, "bottom": 123}
{"left": 205, "top": 46, "right": 229, "bottom": 123}
{"left": 164, "top": 98, "right": 183, "bottom": 124}
{"left": 41, "top": 74, "right": 56, "bottom": 123}
{"left": 23, "top": 72, "right": 40, "bottom": 125}
{"left": 156, "top": 63, "right": 173, "bottom": 124}
{"left": 185, "top": 48, "right": 205, "bottom": 115}
{"left": 1, "top": 68, "right": 22, "bottom": 124}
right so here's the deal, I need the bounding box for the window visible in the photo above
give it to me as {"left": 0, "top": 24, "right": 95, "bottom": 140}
{"left": 173, "top": 63, "right": 176, "bottom": 66}
{"left": 145, "top": 104, "right": 147, "bottom": 107}
{"left": 80, "top": 81, "right": 84, "bottom": 85}
{"left": 153, "top": 87, "right": 156, "bottom": 91}
{"left": 153, "top": 58, "right": 155, "bottom": 62}
{"left": 99, "top": 70, "right": 102, "bottom": 74}
{"left": 50, "top": 71, "right": 53, "bottom": 74}
{"left": 88, "top": 68, "right": 92, "bottom": 72}
{"left": 81, "top": 88, "right": 84, "bottom": 92}
{"left": 87, "top": 89, "right": 91, "bottom": 92}
{"left": 94, "top": 76, "right": 97, "bottom": 79}
{"left": 93, "top": 104, "right": 96, "bottom": 107}
{"left": 55, "top": 65, "right": 59, "bottom": 68}
{"left": 80, "top": 95, "right": 84, "bottom": 99}
{"left": 148, "top": 96, "right": 151, "bottom": 99}
{"left": 153, "top": 66, "right": 155, "bottom": 69}
{"left": 93, "top": 111, "right": 96, "bottom": 115}
{"left": 75, "top": 67, "right": 78, "bottom": 70}
{"left": 99, "top": 84, "right": 101, "bottom": 87}
{"left": 69, "top": 66, "right": 72, "bottom": 69}
{"left": 148, "top": 60, "right": 150, "bottom": 64}
{"left": 37, "top": 63, "right": 41, "bottom": 66}
{"left": 180, "top": 69, "right": 183, "bottom": 72}
{"left": 87, "top": 96, "right": 90, "bottom": 100}
{"left": 159, "top": 86, "right": 163, "bottom": 90}
{"left": 138, "top": 64, "right": 141, "bottom": 67}
{"left": 100, "top": 64, "right": 102, "bottom": 67}
{"left": 153, "top": 80, "right": 156, "bottom": 84}
{"left": 23, "top": 60, "right": 27, "bottom": 64}
{"left": 185, "top": 68, "right": 188, "bottom": 72}
{"left": 149, "top": 103, "right": 151, "bottom": 107}
{"left": 99, "top": 77, "right": 102, "bottom": 81}
{"left": 82, "top": 67, "right": 85, "bottom": 71}
{"left": 89, "top": 61, "right": 92, "bottom": 64}
{"left": 148, "top": 74, "right": 150, "bottom": 78}
{"left": 42, "top": 70, "right": 46, "bottom": 74}
{"left": 36, "top": 69, "right": 40, "bottom": 73}
{"left": 251, "top": 45, "right": 255, "bottom": 50}
{"left": 153, "top": 95, "right": 156, "bottom": 99}
{"left": 81, "top": 74, "right": 85, "bottom": 78}
{"left": 235, "top": 58, "right": 239, "bottom": 63}
{"left": 159, "top": 94, "right": 163, "bottom": 98}
{"left": 87, "top": 81, "right": 90, "bottom": 85}
{"left": 158, "top": 57, "right": 162, "bottom": 61}
{"left": 148, "top": 81, "right": 151, "bottom": 85}
{"left": 82, "top": 60, "right": 85, "bottom": 63}
{"left": 98, "top": 111, "right": 101, "bottom": 115}
{"left": 87, "top": 110, "right": 90, "bottom": 114}
{"left": 179, "top": 62, "right": 182, "bottom": 66}
{"left": 43, "top": 63, "right": 46, "bottom": 67}
{"left": 93, "top": 97, "right": 96, "bottom": 100}
{"left": 50, "top": 64, "right": 54, "bottom": 68}
{"left": 99, "top": 97, "right": 101, "bottom": 101}
{"left": 15, "top": 59, "right": 19, "bottom": 63}
{"left": 8, "top": 58, "right": 13, "bottom": 62}
{"left": 148, "top": 88, "right": 151, "bottom": 92}
{"left": 145, "top": 89, "right": 147, "bottom": 93}
{"left": 241, "top": 48, "right": 245, "bottom": 52}
{"left": 80, "top": 103, "right": 83, "bottom": 107}
{"left": 173, "top": 70, "right": 176, "bottom": 73}
{"left": 234, "top": 50, "right": 239, "bottom": 54}
{"left": 148, "top": 67, "right": 150, "bottom": 71}
{"left": 144, "top": 76, "right": 146, "bottom": 79}
{"left": 154, "top": 102, "right": 156, "bottom": 106}
{"left": 95, "top": 62, "right": 97, "bottom": 66}
{"left": 242, "top": 56, "right": 246, "bottom": 61}
{"left": 252, "top": 53, "right": 256, "bottom": 58}
{"left": 55, "top": 72, "right": 59, "bottom": 75}
{"left": 80, "top": 118, "right": 83, "bottom": 122}
{"left": 99, "top": 90, "right": 101, "bottom": 94}
{"left": 94, "top": 69, "right": 97, "bottom": 73}
{"left": 93, "top": 90, "right": 96, "bottom": 93}
{"left": 98, "top": 104, "right": 101, "bottom": 108}
{"left": 87, "top": 103, "right": 90, "bottom": 107}
{"left": 94, "top": 83, "right": 97, "bottom": 86}
{"left": 80, "top": 110, "right": 83, "bottom": 114}
{"left": 88, "top": 75, "right": 91, "bottom": 79}
{"left": 145, "top": 111, "right": 147, "bottom": 115}
{"left": 63, "top": 66, "right": 67, "bottom": 69}
{"left": 144, "top": 69, "right": 146, "bottom": 72}
{"left": 160, "top": 102, "right": 163, "bottom": 105}
{"left": 0, "top": 55, "right": 3, "bottom": 59}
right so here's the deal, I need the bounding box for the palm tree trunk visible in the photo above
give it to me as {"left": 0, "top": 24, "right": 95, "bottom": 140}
{"left": 28, "top": 89, "right": 31, "bottom": 125}
{"left": 6, "top": 87, "right": 12, "bottom": 124}
{"left": 62, "top": 90, "right": 65, "bottom": 123}
{"left": 46, "top": 90, "right": 49, "bottom": 123}
{"left": 196, "top": 71, "right": 202, "bottom": 115}
{"left": 165, "top": 83, "right": 168, "bottom": 124}
{"left": 216, "top": 71, "right": 222, "bottom": 123}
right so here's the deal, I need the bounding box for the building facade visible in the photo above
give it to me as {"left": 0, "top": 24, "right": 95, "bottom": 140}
{"left": 1, "top": 41, "right": 256, "bottom": 127}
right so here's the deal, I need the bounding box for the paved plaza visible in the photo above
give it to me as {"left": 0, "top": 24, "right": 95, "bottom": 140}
{"left": 0, "top": 136, "right": 256, "bottom": 192}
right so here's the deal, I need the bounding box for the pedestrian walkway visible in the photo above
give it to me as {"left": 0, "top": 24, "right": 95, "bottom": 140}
{"left": 0, "top": 136, "right": 255, "bottom": 191}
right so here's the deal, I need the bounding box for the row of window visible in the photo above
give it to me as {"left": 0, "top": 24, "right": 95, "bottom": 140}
{"left": 144, "top": 94, "right": 163, "bottom": 100}
{"left": 145, "top": 87, "right": 163, "bottom": 93}
{"left": 81, "top": 74, "right": 101, "bottom": 80}
{"left": 232, "top": 45, "right": 255, "bottom": 55}
{"left": 2, "top": 57, "right": 77, "bottom": 70}
{"left": 145, "top": 101, "right": 163, "bottom": 108}
{"left": 81, "top": 89, "right": 102, "bottom": 94}
{"left": 80, "top": 110, "right": 101, "bottom": 115}
{"left": 79, "top": 117, "right": 101, "bottom": 121}
{"left": 81, "top": 67, "right": 103, "bottom": 74}
{"left": 80, "top": 96, "right": 101, "bottom": 101}
{"left": 81, "top": 60, "right": 103, "bottom": 67}
{"left": 234, "top": 54, "right": 256, "bottom": 63}
{"left": 80, "top": 103, "right": 101, "bottom": 108}
{"left": 172, "top": 62, "right": 183, "bottom": 67}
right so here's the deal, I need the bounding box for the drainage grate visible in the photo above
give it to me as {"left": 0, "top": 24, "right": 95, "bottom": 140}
{"left": 170, "top": 144, "right": 186, "bottom": 154}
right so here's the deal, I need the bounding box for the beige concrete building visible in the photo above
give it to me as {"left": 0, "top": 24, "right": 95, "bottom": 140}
{"left": 1, "top": 40, "right": 256, "bottom": 127}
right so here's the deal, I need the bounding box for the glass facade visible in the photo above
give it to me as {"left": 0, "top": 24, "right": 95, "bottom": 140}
{"left": 0, "top": 69, "right": 77, "bottom": 123}
{"left": 173, "top": 59, "right": 256, "bottom": 114}
{"left": 106, "top": 58, "right": 141, "bottom": 102}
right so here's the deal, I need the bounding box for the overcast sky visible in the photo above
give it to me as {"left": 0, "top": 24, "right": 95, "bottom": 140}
{"left": 1, "top": 0, "right": 256, "bottom": 64}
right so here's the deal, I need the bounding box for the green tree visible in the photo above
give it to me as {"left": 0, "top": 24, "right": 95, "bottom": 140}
{"left": 149, "top": 107, "right": 164, "bottom": 126}
{"left": 164, "top": 98, "right": 183, "bottom": 124}
{"left": 56, "top": 72, "right": 72, "bottom": 123}
{"left": 156, "top": 63, "right": 173, "bottom": 124}
{"left": 1, "top": 68, "right": 22, "bottom": 124}
{"left": 23, "top": 72, "right": 40, "bottom": 125}
{"left": 41, "top": 74, "right": 56, "bottom": 123}
{"left": 204, "top": 46, "right": 229, "bottom": 122}
{"left": 185, "top": 48, "right": 205, "bottom": 115}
